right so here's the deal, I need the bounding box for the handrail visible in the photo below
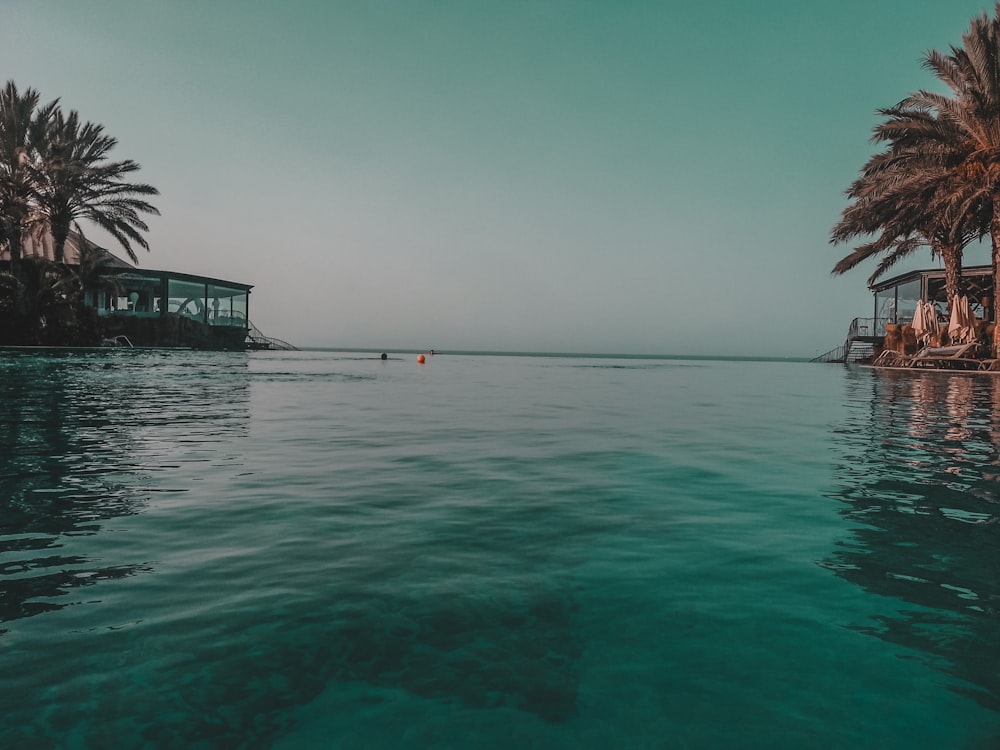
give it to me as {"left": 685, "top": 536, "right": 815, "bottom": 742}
{"left": 811, "top": 345, "right": 845, "bottom": 363}
{"left": 814, "top": 316, "right": 889, "bottom": 363}
{"left": 245, "top": 320, "right": 297, "bottom": 351}
{"left": 847, "top": 317, "right": 891, "bottom": 338}
{"left": 100, "top": 335, "right": 133, "bottom": 348}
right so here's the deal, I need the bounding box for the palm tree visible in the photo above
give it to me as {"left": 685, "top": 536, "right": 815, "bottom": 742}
{"left": 833, "top": 2, "right": 1000, "bottom": 351}
{"left": 0, "top": 255, "right": 78, "bottom": 345}
{"left": 0, "top": 81, "right": 160, "bottom": 343}
{"left": 851, "top": 6, "right": 1000, "bottom": 345}
{"left": 30, "top": 107, "right": 159, "bottom": 264}
{"left": 831, "top": 151, "right": 985, "bottom": 306}
{"left": 0, "top": 81, "right": 46, "bottom": 270}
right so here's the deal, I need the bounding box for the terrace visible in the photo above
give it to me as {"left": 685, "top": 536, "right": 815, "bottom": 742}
{"left": 815, "top": 265, "right": 994, "bottom": 364}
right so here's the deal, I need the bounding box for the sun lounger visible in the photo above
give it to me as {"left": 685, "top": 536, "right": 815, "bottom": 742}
{"left": 871, "top": 341, "right": 989, "bottom": 370}
{"left": 913, "top": 343, "right": 978, "bottom": 359}
{"left": 908, "top": 341, "right": 982, "bottom": 369}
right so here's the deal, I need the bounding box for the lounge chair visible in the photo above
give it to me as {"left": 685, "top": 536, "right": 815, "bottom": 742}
{"left": 908, "top": 341, "right": 982, "bottom": 369}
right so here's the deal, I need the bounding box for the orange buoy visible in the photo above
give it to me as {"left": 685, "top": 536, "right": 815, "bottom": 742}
{"left": 417, "top": 354, "right": 426, "bottom": 364}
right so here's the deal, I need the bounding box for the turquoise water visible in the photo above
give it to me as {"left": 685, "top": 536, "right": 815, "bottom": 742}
{"left": 2, "top": 350, "right": 999, "bottom": 749}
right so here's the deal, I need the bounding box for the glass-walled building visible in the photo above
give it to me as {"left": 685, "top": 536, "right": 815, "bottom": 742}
{"left": 2, "top": 232, "right": 257, "bottom": 349}
{"left": 88, "top": 268, "right": 253, "bottom": 349}
{"left": 871, "top": 265, "right": 994, "bottom": 327}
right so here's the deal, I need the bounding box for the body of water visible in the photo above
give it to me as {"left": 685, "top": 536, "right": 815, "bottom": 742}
{"left": 2, "top": 350, "right": 999, "bottom": 748}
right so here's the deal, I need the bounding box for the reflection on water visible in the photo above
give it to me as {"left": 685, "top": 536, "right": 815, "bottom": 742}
{"left": 0, "top": 350, "right": 581, "bottom": 746}
{"left": 0, "top": 350, "right": 249, "bottom": 634}
{"left": 8, "top": 352, "right": 1000, "bottom": 746}
{"left": 826, "top": 369, "right": 1000, "bottom": 711}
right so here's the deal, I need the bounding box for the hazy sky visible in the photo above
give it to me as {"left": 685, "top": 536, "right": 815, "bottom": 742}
{"left": 2, "top": 1, "right": 995, "bottom": 355}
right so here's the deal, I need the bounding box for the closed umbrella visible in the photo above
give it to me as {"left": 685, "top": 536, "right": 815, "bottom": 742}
{"left": 911, "top": 300, "right": 931, "bottom": 343}
{"left": 948, "top": 296, "right": 976, "bottom": 343}
{"left": 948, "top": 298, "right": 963, "bottom": 342}
{"left": 961, "top": 296, "right": 977, "bottom": 341}
{"left": 922, "top": 301, "right": 940, "bottom": 343}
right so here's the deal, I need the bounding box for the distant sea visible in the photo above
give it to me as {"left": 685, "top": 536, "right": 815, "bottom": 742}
{"left": 2, "top": 349, "right": 999, "bottom": 749}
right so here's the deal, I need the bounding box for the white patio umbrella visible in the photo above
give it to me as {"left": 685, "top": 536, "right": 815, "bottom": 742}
{"left": 911, "top": 300, "right": 931, "bottom": 343}
{"left": 948, "top": 296, "right": 976, "bottom": 343}
{"left": 922, "top": 301, "right": 940, "bottom": 343}
{"left": 948, "top": 298, "right": 963, "bottom": 342}
{"left": 961, "top": 295, "right": 978, "bottom": 340}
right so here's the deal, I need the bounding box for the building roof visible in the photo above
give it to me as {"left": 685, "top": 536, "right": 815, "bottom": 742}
{"left": 0, "top": 229, "right": 135, "bottom": 269}
{"left": 869, "top": 265, "right": 992, "bottom": 293}
{"left": 105, "top": 266, "right": 253, "bottom": 292}
{"left": 2, "top": 229, "right": 251, "bottom": 290}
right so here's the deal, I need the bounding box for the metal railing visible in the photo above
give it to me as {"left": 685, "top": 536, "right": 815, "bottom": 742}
{"left": 812, "top": 317, "right": 890, "bottom": 363}
{"left": 846, "top": 317, "right": 891, "bottom": 338}
{"left": 811, "top": 345, "right": 845, "bottom": 363}
{"left": 245, "top": 320, "right": 297, "bottom": 351}
{"left": 100, "top": 335, "right": 134, "bottom": 348}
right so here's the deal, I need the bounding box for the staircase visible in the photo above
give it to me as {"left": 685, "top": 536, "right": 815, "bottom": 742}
{"left": 812, "top": 318, "right": 885, "bottom": 364}
{"left": 844, "top": 341, "right": 875, "bottom": 363}
{"left": 812, "top": 339, "right": 876, "bottom": 364}
{"left": 246, "top": 320, "right": 297, "bottom": 351}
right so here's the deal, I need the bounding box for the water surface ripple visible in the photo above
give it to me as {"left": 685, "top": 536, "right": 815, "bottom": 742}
{"left": 1, "top": 351, "right": 999, "bottom": 748}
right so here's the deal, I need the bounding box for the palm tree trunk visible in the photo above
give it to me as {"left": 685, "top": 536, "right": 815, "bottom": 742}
{"left": 2, "top": 218, "right": 23, "bottom": 275}
{"left": 52, "top": 223, "right": 68, "bottom": 264}
{"left": 991, "top": 200, "right": 1000, "bottom": 355}
{"left": 941, "top": 243, "right": 963, "bottom": 307}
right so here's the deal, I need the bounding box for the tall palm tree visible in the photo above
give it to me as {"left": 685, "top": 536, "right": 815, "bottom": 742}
{"left": 0, "top": 82, "right": 160, "bottom": 343}
{"left": 0, "top": 81, "right": 46, "bottom": 270}
{"left": 30, "top": 107, "right": 159, "bottom": 264}
{"left": 831, "top": 151, "right": 985, "bottom": 306}
{"left": 850, "top": 6, "right": 1000, "bottom": 345}
{"left": 833, "top": 2, "right": 1000, "bottom": 351}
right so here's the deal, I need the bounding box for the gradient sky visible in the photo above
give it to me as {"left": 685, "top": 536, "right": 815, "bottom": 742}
{"left": 2, "top": 1, "right": 995, "bottom": 356}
